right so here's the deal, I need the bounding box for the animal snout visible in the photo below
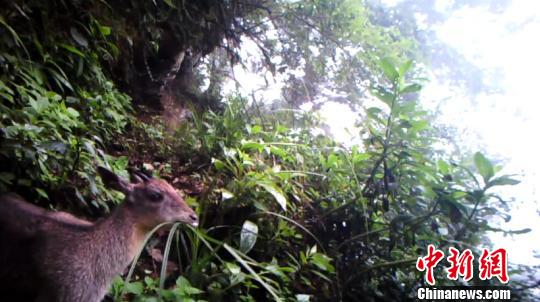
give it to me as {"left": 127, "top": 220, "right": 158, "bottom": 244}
{"left": 189, "top": 213, "right": 199, "bottom": 227}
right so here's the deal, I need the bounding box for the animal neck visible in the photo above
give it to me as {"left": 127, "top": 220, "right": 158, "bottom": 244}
{"left": 91, "top": 205, "right": 150, "bottom": 278}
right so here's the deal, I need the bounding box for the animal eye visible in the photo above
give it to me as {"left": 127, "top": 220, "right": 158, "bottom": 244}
{"left": 148, "top": 191, "right": 163, "bottom": 202}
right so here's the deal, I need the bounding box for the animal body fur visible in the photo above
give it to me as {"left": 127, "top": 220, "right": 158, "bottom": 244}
{"left": 0, "top": 168, "right": 198, "bottom": 302}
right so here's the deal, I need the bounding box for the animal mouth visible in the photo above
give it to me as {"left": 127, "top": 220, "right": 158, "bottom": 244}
{"left": 176, "top": 214, "right": 198, "bottom": 227}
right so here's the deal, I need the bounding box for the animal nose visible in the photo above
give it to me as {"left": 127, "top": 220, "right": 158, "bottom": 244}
{"left": 189, "top": 214, "right": 199, "bottom": 227}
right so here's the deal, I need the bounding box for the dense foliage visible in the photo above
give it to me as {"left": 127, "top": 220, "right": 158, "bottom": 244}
{"left": 0, "top": 0, "right": 535, "bottom": 301}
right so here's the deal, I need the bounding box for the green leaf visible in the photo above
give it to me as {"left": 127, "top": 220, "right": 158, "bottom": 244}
{"left": 0, "top": 79, "right": 14, "bottom": 95}
{"left": 220, "top": 189, "right": 234, "bottom": 200}
{"left": 400, "top": 83, "right": 422, "bottom": 94}
{"left": 451, "top": 191, "right": 467, "bottom": 199}
{"left": 251, "top": 125, "right": 263, "bottom": 134}
{"left": 439, "top": 198, "right": 467, "bottom": 223}
{"left": 398, "top": 60, "right": 413, "bottom": 77}
{"left": 159, "top": 223, "right": 180, "bottom": 293}
{"left": 176, "top": 276, "right": 204, "bottom": 295}
{"left": 226, "top": 262, "right": 241, "bottom": 275}
{"left": 352, "top": 153, "right": 370, "bottom": 164}
{"left": 184, "top": 286, "right": 204, "bottom": 295}
{"left": 70, "top": 27, "right": 88, "bottom": 47}
{"left": 240, "top": 220, "right": 259, "bottom": 254}
{"left": 366, "top": 106, "right": 382, "bottom": 116}
{"left": 163, "top": 0, "right": 177, "bottom": 8}
{"left": 223, "top": 243, "right": 282, "bottom": 302}
{"left": 125, "top": 281, "right": 144, "bottom": 295}
{"left": 437, "top": 159, "right": 450, "bottom": 174}
{"left": 474, "top": 152, "right": 494, "bottom": 183}
{"left": 35, "top": 188, "right": 49, "bottom": 199}
{"left": 370, "top": 85, "right": 395, "bottom": 107}
{"left": 30, "top": 97, "right": 50, "bottom": 113}
{"left": 99, "top": 25, "right": 111, "bottom": 36}
{"left": 60, "top": 44, "right": 85, "bottom": 57}
{"left": 410, "top": 120, "right": 429, "bottom": 132}
{"left": 66, "top": 107, "right": 80, "bottom": 118}
{"left": 242, "top": 141, "right": 264, "bottom": 152}
{"left": 380, "top": 58, "right": 399, "bottom": 82}
{"left": 258, "top": 183, "right": 287, "bottom": 211}
{"left": 212, "top": 158, "right": 225, "bottom": 170}
{"left": 40, "top": 140, "right": 67, "bottom": 154}
{"left": 487, "top": 175, "right": 520, "bottom": 188}
{"left": 0, "top": 172, "right": 15, "bottom": 184}
{"left": 296, "top": 294, "right": 311, "bottom": 302}
{"left": 270, "top": 146, "right": 288, "bottom": 158}
{"left": 310, "top": 253, "right": 335, "bottom": 273}
{"left": 508, "top": 228, "right": 532, "bottom": 234}
{"left": 47, "top": 68, "right": 74, "bottom": 91}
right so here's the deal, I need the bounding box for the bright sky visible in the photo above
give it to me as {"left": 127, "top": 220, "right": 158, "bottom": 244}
{"left": 381, "top": 0, "right": 540, "bottom": 267}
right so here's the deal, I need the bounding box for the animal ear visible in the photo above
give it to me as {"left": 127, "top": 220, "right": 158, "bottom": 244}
{"left": 98, "top": 166, "right": 133, "bottom": 194}
{"left": 130, "top": 171, "right": 151, "bottom": 184}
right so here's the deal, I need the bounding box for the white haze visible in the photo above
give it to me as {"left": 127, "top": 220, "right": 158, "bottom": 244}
{"left": 382, "top": 0, "right": 540, "bottom": 266}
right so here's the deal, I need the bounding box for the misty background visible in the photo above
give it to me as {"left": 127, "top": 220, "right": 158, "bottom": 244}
{"left": 229, "top": 0, "right": 540, "bottom": 270}
{"left": 374, "top": 0, "right": 540, "bottom": 267}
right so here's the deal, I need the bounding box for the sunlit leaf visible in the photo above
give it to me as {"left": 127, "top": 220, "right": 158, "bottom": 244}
{"left": 66, "top": 107, "right": 80, "bottom": 118}
{"left": 451, "top": 191, "right": 467, "bottom": 199}
{"left": 99, "top": 25, "right": 111, "bottom": 36}
{"left": 352, "top": 153, "right": 370, "bottom": 164}
{"left": 226, "top": 262, "right": 241, "bottom": 275}
{"left": 379, "top": 58, "right": 399, "bottom": 82}
{"left": 242, "top": 141, "right": 264, "bottom": 151}
{"left": 240, "top": 220, "right": 258, "bottom": 254}
{"left": 212, "top": 158, "right": 225, "bottom": 170}
{"left": 474, "top": 152, "right": 494, "bottom": 183}
{"left": 310, "top": 253, "right": 334, "bottom": 273}
{"left": 398, "top": 60, "right": 413, "bottom": 77}
{"left": 437, "top": 159, "right": 450, "bottom": 174}
{"left": 220, "top": 189, "right": 234, "bottom": 200}
{"left": 270, "top": 146, "right": 288, "bottom": 158}
{"left": 251, "top": 125, "right": 263, "bottom": 134}
{"left": 258, "top": 183, "right": 287, "bottom": 211}
{"left": 410, "top": 120, "right": 429, "bottom": 132}
{"left": 70, "top": 27, "right": 88, "bottom": 47}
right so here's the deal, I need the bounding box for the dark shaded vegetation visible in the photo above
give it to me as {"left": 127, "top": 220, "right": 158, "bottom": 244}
{"left": 0, "top": 0, "right": 537, "bottom": 301}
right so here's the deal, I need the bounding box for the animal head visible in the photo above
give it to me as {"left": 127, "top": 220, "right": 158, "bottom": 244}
{"left": 98, "top": 167, "right": 198, "bottom": 228}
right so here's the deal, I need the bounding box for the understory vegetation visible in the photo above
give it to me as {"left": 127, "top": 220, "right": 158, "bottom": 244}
{"left": 0, "top": 0, "right": 536, "bottom": 301}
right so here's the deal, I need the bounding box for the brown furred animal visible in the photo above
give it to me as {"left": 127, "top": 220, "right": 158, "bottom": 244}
{"left": 0, "top": 167, "right": 198, "bottom": 302}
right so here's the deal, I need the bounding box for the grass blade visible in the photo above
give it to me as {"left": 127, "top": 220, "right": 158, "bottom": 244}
{"left": 159, "top": 222, "right": 181, "bottom": 296}
{"left": 121, "top": 222, "right": 171, "bottom": 298}
{"left": 223, "top": 243, "right": 282, "bottom": 302}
